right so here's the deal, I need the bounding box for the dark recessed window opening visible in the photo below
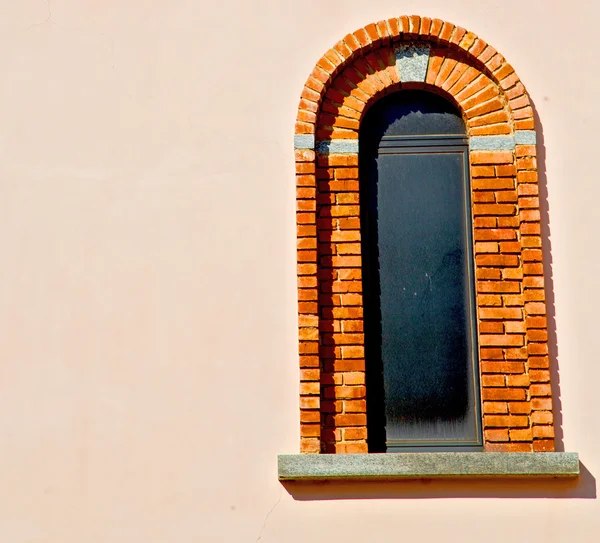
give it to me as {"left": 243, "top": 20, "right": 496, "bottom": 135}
{"left": 360, "top": 90, "right": 482, "bottom": 452}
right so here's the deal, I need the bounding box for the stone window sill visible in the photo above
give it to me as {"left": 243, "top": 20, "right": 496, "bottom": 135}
{"left": 278, "top": 452, "right": 580, "bottom": 481}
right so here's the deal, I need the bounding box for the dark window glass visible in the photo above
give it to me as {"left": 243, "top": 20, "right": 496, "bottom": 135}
{"left": 360, "top": 90, "right": 482, "bottom": 451}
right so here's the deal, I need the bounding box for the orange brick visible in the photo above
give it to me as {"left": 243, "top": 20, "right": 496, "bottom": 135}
{"left": 485, "top": 442, "right": 532, "bottom": 452}
{"left": 530, "top": 383, "right": 552, "bottom": 397}
{"left": 482, "top": 374, "right": 505, "bottom": 387}
{"left": 531, "top": 398, "right": 552, "bottom": 410}
{"left": 300, "top": 355, "right": 319, "bottom": 368}
{"left": 484, "top": 415, "right": 529, "bottom": 427}
{"left": 343, "top": 399, "right": 367, "bottom": 412}
{"left": 483, "top": 401, "right": 508, "bottom": 414}
{"left": 300, "top": 382, "right": 320, "bottom": 395}
{"left": 477, "top": 294, "right": 502, "bottom": 306}
{"left": 341, "top": 346, "right": 365, "bottom": 358}
{"left": 335, "top": 442, "right": 368, "bottom": 454}
{"left": 480, "top": 321, "right": 503, "bottom": 333}
{"left": 504, "top": 321, "right": 526, "bottom": 333}
{"left": 475, "top": 242, "right": 499, "bottom": 253}
{"left": 506, "top": 373, "right": 530, "bottom": 387}
{"left": 529, "top": 356, "right": 549, "bottom": 369}
{"left": 508, "top": 401, "right": 531, "bottom": 414}
{"left": 344, "top": 427, "right": 368, "bottom": 440}
{"left": 300, "top": 396, "right": 320, "bottom": 409}
{"left": 300, "top": 438, "right": 321, "bottom": 453}
{"left": 482, "top": 388, "right": 526, "bottom": 401}
{"left": 484, "top": 429, "right": 509, "bottom": 442}
{"left": 533, "top": 439, "right": 555, "bottom": 452}
{"left": 323, "top": 385, "right": 365, "bottom": 399}
{"left": 509, "top": 428, "right": 533, "bottom": 441}
{"left": 530, "top": 369, "right": 550, "bottom": 382}
{"left": 470, "top": 151, "right": 513, "bottom": 164}
{"left": 477, "top": 281, "right": 521, "bottom": 293}
{"left": 480, "top": 348, "right": 504, "bottom": 360}
{"left": 326, "top": 413, "right": 367, "bottom": 426}
{"left": 479, "top": 334, "right": 524, "bottom": 346}
{"left": 474, "top": 204, "right": 516, "bottom": 216}
{"left": 531, "top": 411, "right": 553, "bottom": 425}
{"left": 479, "top": 307, "right": 522, "bottom": 320}
{"left": 476, "top": 254, "right": 519, "bottom": 267}
{"left": 300, "top": 410, "right": 320, "bottom": 423}
{"left": 343, "top": 372, "right": 365, "bottom": 385}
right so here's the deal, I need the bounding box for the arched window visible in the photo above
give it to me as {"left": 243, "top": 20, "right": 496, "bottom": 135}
{"left": 360, "top": 90, "right": 482, "bottom": 451}
{"left": 290, "top": 17, "right": 565, "bottom": 462}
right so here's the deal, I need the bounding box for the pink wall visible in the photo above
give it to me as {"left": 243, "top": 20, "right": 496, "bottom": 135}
{"left": 0, "top": 1, "right": 597, "bottom": 541}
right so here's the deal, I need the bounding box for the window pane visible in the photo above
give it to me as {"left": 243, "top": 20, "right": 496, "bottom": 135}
{"left": 360, "top": 91, "right": 482, "bottom": 450}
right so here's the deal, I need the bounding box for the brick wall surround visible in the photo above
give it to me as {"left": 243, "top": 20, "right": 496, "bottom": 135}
{"left": 295, "top": 16, "right": 553, "bottom": 454}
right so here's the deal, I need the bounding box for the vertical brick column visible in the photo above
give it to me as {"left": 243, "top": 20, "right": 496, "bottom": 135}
{"left": 517, "top": 143, "right": 555, "bottom": 451}
{"left": 296, "top": 149, "right": 321, "bottom": 453}
{"left": 317, "top": 153, "right": 368, "bottom": 454}
{"left": 470, "top": 150, "right": 532, "bottom": 451}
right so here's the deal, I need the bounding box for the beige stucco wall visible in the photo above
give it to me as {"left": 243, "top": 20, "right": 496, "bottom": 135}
{"left": 0, "top": 1, "right": 598, "bottom": 541}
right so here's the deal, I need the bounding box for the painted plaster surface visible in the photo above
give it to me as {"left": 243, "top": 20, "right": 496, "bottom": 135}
{"left": 0, "top": 2, "right": 598, "bottom": 542}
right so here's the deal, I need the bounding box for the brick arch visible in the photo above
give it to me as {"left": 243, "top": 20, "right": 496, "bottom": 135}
{"left": 295, "top": 16, "right": 551, "bottom": 454}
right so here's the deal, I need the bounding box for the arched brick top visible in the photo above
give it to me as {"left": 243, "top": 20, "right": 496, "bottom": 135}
{"left": 295, "top": 16, "right": 534, "bottom": 141}
{"left": 295, "top": 16, "right": 550, "bottom": 455}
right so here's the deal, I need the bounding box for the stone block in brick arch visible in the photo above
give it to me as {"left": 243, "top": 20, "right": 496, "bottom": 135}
{"left": 294, "top": 16, "right": 555, "bottom": 455}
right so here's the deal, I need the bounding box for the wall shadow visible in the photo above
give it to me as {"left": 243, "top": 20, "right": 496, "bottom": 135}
{"left": 282, "top": 461, "right": 595, "bottom": 500}
{"left": 531, "top": 100, "right": 564, "bottom": 453}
